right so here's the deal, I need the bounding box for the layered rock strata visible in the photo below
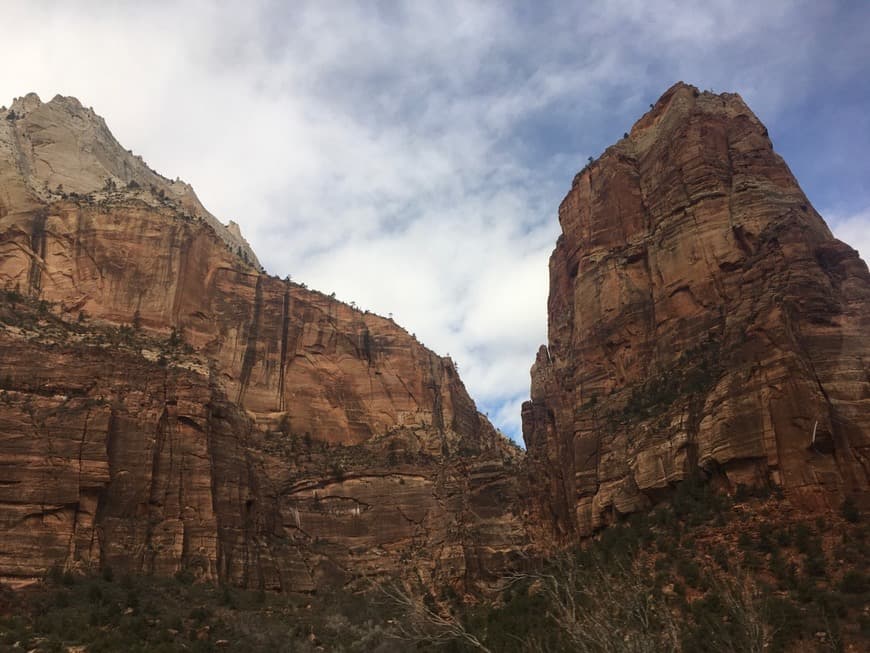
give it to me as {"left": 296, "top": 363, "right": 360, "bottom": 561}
{"left": 523, "top": 82, "right": 870, "bottom": 540}
{"left": 0, "top": 95, "right": 527, "bottom": 590}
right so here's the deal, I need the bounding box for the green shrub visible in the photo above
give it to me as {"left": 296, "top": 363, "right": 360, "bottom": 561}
{"left": 765, "top": 595, "right": 804, "bottom": 653}
{"left": 174, "top": 569, "right": 195, "bottom": 585}
{"left": 188, "top": 605, "right": 212, "bottom": 622}
{"left": 804, "top": 551, "right": 826, "bottom": 578}
{"left": 755, "top": 522, "right": 776, "bottom": 553}
{"left": 775, "top": 526, "right": 792, "bottom": 548}
{"left": 712, "top": 545, "right": 730, "bottom": 571}
{"left": 793, "top": 523, "right": 813, "bottom": 554}
{"left": 734, "top": 482, "right": 771, "bottom": 503}
{"left": 87, "top": 583, "right": 104, "bottom": 604}
{"left": 840, "top": 571, "right": 868, "bottom": 594}
{"left": 52, "top": 591, "right": 70, "bottom": 609}
{"left": 671, "top": 473, "right": 729, "bottom": 526}
{"left": 676, "top": 557, "right": 701, "bottom": 588}
{"left": 841, "top": 497, "right": 860, "bottom": 523}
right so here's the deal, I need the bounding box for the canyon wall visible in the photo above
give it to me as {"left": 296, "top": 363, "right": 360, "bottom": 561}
{"left": 523, "top": 82, "right": 870, "bottom": 540}
{"left": 4, "top": 83, "right": 868, "bottom": 590}
{"left": 0, "top": 95, "right": 527, "bottom": 590}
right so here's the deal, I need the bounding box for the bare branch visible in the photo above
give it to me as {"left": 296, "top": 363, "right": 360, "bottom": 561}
{"left": 375, "top": 580, "right": 493, "bottom": 653}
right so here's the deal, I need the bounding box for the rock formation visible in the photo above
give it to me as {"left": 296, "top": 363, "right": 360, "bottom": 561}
{"left": 0, "top": 93, "right": 259, "bottom": 267}
{"left": 3, "top": 82, "right": 868, "bottom": 597}
{"left": 0, "top": 95, "right": 527, "bottom": 590}
{"left": 523, "top": 82, "right": 870, "bottom": 541}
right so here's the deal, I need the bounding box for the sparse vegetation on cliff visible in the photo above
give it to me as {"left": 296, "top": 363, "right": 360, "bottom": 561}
{"left": 614, "top": 335, "right": 722, "bottom": 423}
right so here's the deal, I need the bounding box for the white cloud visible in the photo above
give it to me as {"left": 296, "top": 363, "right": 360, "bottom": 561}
{"left": 2, "top": 1, "right": 867, "bottom": 443}
{"left": 826, "top": 208, "right": 870, "bottom": 264}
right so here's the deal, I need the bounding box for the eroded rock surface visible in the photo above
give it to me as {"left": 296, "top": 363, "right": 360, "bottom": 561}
{"left": 0, "top": 95, "right": 527, "bottom": 590}
{"left": 0, "top": 93, "right": 259, "bottom": 267}
{"left": 523, "top": 82, "right": 870, "bottom": 540}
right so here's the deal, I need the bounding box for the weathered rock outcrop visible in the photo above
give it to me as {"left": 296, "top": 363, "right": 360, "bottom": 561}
{"left": 523, "top": 82, "right": 870, "bottom": 541}
{"left": 0, "top": 93, "right": 259, "bottom": 266}
{"left": 0, "top": 95, "right": 527, "bottom": 590}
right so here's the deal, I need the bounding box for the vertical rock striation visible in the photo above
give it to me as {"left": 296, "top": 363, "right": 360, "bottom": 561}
{"left": 523, "top": 82, "right": 869, "bottom": 540}
{"left": 0, "top": 94, "right": 527, "bottom": 590}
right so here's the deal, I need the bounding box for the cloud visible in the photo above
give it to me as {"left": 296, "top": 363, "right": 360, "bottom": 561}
{"left": 2, "top": 1, "right": 868, "bottom": 442}
{"left": 827, "top": 208, "right": 870, "bottom": 264}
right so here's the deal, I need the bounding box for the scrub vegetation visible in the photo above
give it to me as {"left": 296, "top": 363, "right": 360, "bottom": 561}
{"left": 2, "top": 480, "right": 865, "bottom": 652}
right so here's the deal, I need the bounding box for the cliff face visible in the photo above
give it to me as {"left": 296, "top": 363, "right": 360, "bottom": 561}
{"left": 6, "top": 82, "right": 867, "bottom": 592}
{"left": 0, "top": 95, "right": 526, "bottom": 590}
{"left": 523, "top": 82, "right": 870, "bottom": 540}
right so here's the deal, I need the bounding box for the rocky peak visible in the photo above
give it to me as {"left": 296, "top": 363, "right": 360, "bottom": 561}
{"left": 524, "top": 83, "right": 869, "bottom": 541}
{"left": 1, "top": 92, "right": 260, "bottom": 267}
{"left": 630, "top": 82, "right": 755, "bottom": 135}
{"left": 9, "top": 92, "right": 44, "bottom": 116}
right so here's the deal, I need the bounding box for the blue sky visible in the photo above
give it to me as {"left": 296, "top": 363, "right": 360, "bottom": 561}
{"left": 2, "top": 1, "right": 868, "bottom": 442}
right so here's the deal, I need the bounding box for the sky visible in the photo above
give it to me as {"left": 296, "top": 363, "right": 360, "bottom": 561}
{"left": 1, "top": 1, "right": 868, "bottom": 443}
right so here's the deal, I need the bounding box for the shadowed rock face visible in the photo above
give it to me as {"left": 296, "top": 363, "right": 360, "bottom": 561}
{"left": 523, "top": 82, "right": 870, "bottom": 541}
{"left": 0, "top": 95, "right": 527, "bottom": 589}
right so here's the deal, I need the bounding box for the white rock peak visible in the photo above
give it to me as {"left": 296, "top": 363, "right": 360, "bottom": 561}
{"left": 1, "top": 92, "right": 260, "bottom": 268}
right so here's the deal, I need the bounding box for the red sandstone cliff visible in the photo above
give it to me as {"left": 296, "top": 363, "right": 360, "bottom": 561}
{"left": 5, "top": 82, "right": 867, "bottom": 594}
{"left": 0, "top": 94, "right": 527, "bottom": 590}
{"left": 523, "top": 82, "right": 870, "bottom": 541}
